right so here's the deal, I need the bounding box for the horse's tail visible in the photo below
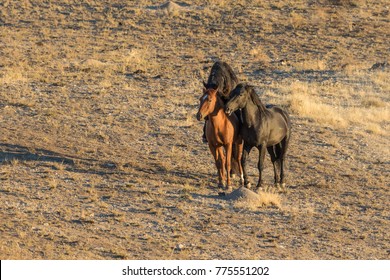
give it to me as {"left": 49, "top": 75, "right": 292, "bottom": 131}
{"left": 282, "top": 109, "right": 292, "bottom": 132}
{"left": 280, "top": 108, "right": 292, "bottom": 156}
{"left": 272, "top": 106, "right": 292, "bottom": 152}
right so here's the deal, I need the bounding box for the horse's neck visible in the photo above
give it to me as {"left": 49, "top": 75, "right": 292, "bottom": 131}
{"left": 209, "top": 98, "right": 227, "bottom": 125}
{"left": 243, "top": 99, "right": 261, "bottom": 128}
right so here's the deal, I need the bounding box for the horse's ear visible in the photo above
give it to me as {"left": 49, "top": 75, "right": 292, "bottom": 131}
{"left": 203, "top": 81, "right": 207, "bottom": 90}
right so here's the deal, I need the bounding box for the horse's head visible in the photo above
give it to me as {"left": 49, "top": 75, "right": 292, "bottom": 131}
{"left": 225, "top": 83, "right": 250, "bottom": 116}
{"left": 196, "top": 88, "right": 218, "bottom": 121}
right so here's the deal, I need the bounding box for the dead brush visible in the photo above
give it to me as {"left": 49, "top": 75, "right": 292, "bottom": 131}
{"left": 249, "top": 46, "right": 271, "bottom": 66}
{"left": 233, "top": 190, "right": 282, "bottom": 210}
{"left": 289, "top": 11, "right": 306, "bottom": 30}
{"left": 286, "top": 90, "right": 348, "bottom": 129}
{"left": 48, "top": 178, "right": 58, "bottom": 190}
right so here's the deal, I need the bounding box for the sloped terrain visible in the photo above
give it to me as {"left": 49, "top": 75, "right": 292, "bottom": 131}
{"left": 0, "top": 0, "right": 389, "bottom": 259}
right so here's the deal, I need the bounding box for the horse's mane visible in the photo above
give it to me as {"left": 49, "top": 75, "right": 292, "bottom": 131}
{"left": 206, "top": 61, "right": 239, "bottom": 98}
{"left": 246, "top": 85, "right": 267, "bottom": 114}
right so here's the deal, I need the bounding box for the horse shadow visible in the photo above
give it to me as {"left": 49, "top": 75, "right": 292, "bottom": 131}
{"left": 0, "top": 143, "right": 75, "bottom": 164}
{"left": 0, "top": 143, "right": 114, "bottom": 176}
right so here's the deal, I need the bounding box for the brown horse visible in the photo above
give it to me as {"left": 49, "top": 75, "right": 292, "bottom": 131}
{"left": 197, "top": 88, "right": 244, "bottom": 192}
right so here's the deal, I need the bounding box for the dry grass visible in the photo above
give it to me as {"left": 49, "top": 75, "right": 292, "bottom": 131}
{"left": 234, "top": 191, "right": 282, "bottom": 210}
{"left": 0, "top": 0, "right": 389, "bottom": 260}
{"left": 288, "top": 91, "right": 348, "bottom": 128}
{"left": 280, "top": 80, "right": 389, "bottom": 135}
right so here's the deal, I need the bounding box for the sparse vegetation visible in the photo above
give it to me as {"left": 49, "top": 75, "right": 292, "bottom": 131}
{"left": 233, "top": 190, "right": 282, "bottom": 210}
{"left": 0, "top": 0, "right": 388, "bottom": 260}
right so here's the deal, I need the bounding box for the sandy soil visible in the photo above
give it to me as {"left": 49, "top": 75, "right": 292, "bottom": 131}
{"left": 0, "top": 0, "right": 389, "bottom": 259}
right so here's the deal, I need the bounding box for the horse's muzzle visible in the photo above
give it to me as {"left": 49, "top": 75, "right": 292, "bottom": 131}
{"left": 225, "top": 107, "right": 233, "bottom": 116}
{"left": 196, "top": 112, "right": 203, "bottom": 121}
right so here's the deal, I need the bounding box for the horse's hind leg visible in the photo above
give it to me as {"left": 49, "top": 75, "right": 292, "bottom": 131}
{"left": 225, "top": 143, "right": 233, "bottom": 192}
{"left": 279, "top": 135, "right": 290, "bottom": 189}
{"left": 267, "top": 146, "right": 280, "bottom": 190}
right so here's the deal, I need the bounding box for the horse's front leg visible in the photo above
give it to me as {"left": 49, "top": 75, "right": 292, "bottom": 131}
{"left": 225, "top": 143, "right": 233, "bottom": 192}
{"left": 209, "top": 144, "right": 222, "bottom": 189}
{"left": 255, "top": 144, "right": 267, "bottom": 193}
{"left": 242, "top": 144, "right": 252, "bottom": 189}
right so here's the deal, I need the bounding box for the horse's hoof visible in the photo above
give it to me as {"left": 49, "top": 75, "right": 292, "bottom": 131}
{"left": 274, "top": 183, "right": 281, "bottom": 189}
{"left": 226, "top": 186, "right": 233, "bottom": 193}
{"left": 244, "top": 182, "right": 251, "bottom": 189}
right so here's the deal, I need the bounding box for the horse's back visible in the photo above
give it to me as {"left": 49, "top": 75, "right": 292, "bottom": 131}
{"left": 269, "top": 106, "right": 291, "bottom": 129}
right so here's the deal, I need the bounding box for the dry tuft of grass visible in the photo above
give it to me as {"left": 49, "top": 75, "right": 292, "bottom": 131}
{"left": 120, "top": 48, "right": 159, "bottom": 74}
{"left": 289, "top": 11, "right": 306, "bottom": 30}
{"left": 233, "top": 190, "right": 282, "bottom": 210}
{"left": 48, "top": 178, "right": 58, "bottom": 190}
{"left": 258, "top": 191, "right": 282, "bottom": 208}
{"left": 292, "top": 59, "right": 328, "bottom": 71}
{"left": 361, "top": 97, "right": 386, "bottom": 108}
{"left": 249, "top": 46, "right": 271, "bottom": 65}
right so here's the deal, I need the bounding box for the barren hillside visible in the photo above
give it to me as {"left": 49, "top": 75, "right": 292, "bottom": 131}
{"left": 0, "top": 0, "right": 389, "bottom": 259}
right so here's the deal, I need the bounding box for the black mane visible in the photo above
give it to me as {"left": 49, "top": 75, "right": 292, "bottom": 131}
{"left": 246, "top": 85, "right": 267, "bottom": 114}
{"left": 205, "top": 61, "right": 239, "bottom": 99}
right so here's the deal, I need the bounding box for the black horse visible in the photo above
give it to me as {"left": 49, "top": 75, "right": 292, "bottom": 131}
{"left": 201, "top": 62, "right": 239, "bottom": 141}
{"left": 225, "top": 83, "right": 291, "bottom": 192}
{"left": 203, "top": 61, "right": 239, "bottom": 101}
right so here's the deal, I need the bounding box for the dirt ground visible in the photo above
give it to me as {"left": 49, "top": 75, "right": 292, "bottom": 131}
{"left": 0, "top": 0, "right": 389, "bottom": 259}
